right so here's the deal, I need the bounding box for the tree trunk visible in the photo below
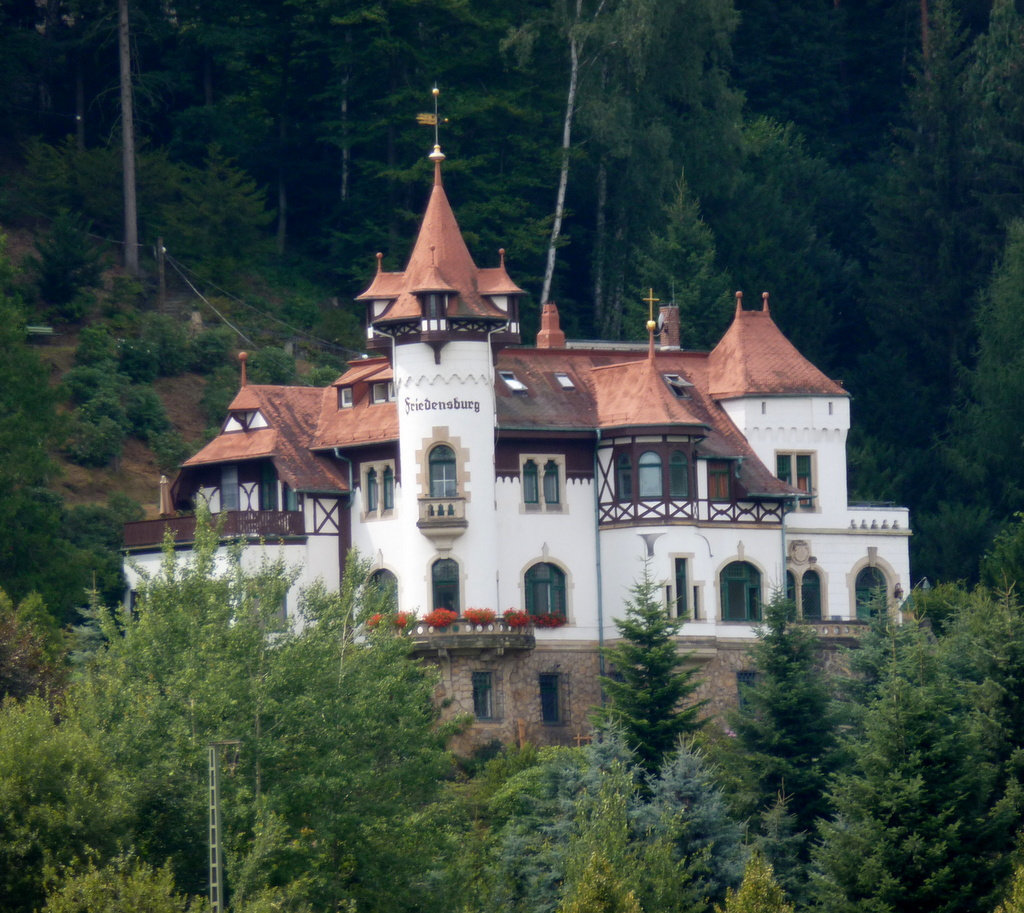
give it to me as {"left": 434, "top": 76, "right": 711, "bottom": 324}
{"left": 594, "top": 157, "right": 608, "bottom": 334}
{"left": 119, "top": 0, "right": 139, "bottom": 275}
{"left": 541, "top": 0, "right": 583, "bottom": 306}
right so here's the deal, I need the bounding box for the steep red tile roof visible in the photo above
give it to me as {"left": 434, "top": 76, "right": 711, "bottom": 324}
{"left": 707, "top": 293, "right": 846, "bottom": 399}
{"left": 355, "top": 162, "right": 517, "bottom": 321}
{"left": 182, "top": 385, "right": 349, "bottom": 493}
{"left": 313, "top": 359, "right": 398, "bottom": 449}
{"left": 590, "top": 357, "right": 708, "bottom": 431}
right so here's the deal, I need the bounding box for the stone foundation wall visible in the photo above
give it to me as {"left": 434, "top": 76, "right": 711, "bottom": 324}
{"left": 429, "top": 631, "right": 859, "bottom": 756}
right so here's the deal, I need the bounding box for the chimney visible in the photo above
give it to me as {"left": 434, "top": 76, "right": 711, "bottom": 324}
{"left": 536, "top": 302, "right": 566, "bottom": 349}
{"left": 658, "top": 305, "right": 680, "bottom": 349}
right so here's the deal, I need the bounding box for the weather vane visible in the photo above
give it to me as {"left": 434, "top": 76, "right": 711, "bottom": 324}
{"left": 416, "top": 86, "right": 448, "bottom": 157}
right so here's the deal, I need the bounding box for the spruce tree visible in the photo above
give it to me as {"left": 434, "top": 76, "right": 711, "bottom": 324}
{"left": 716, "top": 853, "right": 793, "bottom": 913}
{"left": 596, "top": 560, "right": 706, "bottom": 773}
{"left": 720, "top": 596, "right": 837, "bottom": 842}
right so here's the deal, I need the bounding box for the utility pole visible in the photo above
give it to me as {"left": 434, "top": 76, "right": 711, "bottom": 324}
{"left": 208, "top": 740, "right": 240, "bottom": 913}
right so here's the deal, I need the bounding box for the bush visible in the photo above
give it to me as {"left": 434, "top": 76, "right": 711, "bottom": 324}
{"left": 139, "top": 314, "right": 189, "bottom": 377}
{"left": 248, "top": 346, "right": 295, "bottom": 384}
{"left": 150, "top": 430, "right": 190, "bottom": 474}
{"left": 64, "top": 414, "right": 124, "bottom": 467}
{"left": 26, "top": 210, "right": 103, "bottom": 309}
{"left": 63, "top": 364, "right": 121, "bottom": 405}
{"left": 188, "top": 326, "right": 236, "bottom": 374}
{"left": 123, "top": 385, "right": 169, "bottom": 439}
{"left": 80, "top": 391, "right": 130, "bottom": 435}
{"left": 118, "top": 338, "right": 159, "bottom": 383}
{"left": 75, "top": 325, "right": 118, "bottom": 366}
{"left": 201, "top": 364, "right": 239, "bottom": 425}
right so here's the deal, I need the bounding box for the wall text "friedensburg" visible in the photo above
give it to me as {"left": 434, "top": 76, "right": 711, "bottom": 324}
{"left": 405, "top": 397, "right": 481, "bottom": 414}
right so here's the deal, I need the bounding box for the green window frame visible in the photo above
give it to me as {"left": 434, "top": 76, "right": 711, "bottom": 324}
{"left": 382, "top": 466, "right": 394, "bottom": 510}
{"left": 638, "top": 451, "right": 663, "bottom": 499}
{"left": 855, "top": 566, "right": 886, "bottom": 620}
{"left": 429, "top": 445, "right": 457, "bottom": 498}
{"left": 366, "top": 468, "right": 378, "bottom": 512}
{"left": 801, "top": 569, "right": 822, "bottom": 620}
{"left": 523, "top": 460, "right": 539, "bottom": 504}
{"left": 431, "top": 558, "right": 460, "bottom": 613}
{"left": 472, "top": 671, "right": 494, "bottom": 720}
{"left": 543, "top": 460, "right": 560, "bottom": 505}
{"left": 721, "top": 561, "right": 761, "bottom": 621}
{"left": 259, "top": 463, "right": 277, "bottom": 511}
{"left": 673, "top": 557, "right": 689, "bottom": 619}
{"left": 669, "top": 451, "right": 689, "bottom": 498}
{"left": 616, "top": 453, "right": 633, "bottom": 501}
{"left": 525, "top": 562, "right": 567, "bottom": 617}
{"left": 539, "top": 673, "right": 560, "bottom": 723}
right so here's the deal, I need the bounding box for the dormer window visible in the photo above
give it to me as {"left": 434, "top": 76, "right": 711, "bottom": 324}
{"left": 663, "top": 374, "right": 692, "bottom": 397}
{"left": 371, "top": 382, "right": 394, "bottom": 404}
{"left": 339, "top": 387, "right": 353, "bottom": 409}
{"left": 224, "top": 409, "right": 267, "bottom": 432}
{"left": 554, "top": 372, "right": 575, "bottom": 390}
{"left": 499, "top": 370, "right": 527, "bottom": 393}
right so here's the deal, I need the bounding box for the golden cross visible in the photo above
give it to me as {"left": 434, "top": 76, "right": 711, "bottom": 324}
{"left": 643, "top": 288, "right": 660, "bottom": 322}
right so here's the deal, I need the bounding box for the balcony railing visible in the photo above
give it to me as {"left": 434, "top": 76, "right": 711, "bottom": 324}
{"left": 406, "top": 617, "right": 535, "bottom": 655}
{"left": 416, "top": 496, "right": 468, "bottom": 546}
{"left": 124, "top": 510, "right": 305, "bottom": 549}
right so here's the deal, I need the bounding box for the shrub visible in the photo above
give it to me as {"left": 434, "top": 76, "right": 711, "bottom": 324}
{"left": 139, "top": 314, "right": 189, "bottom": 377}
{"left": 248, "top": 346, "right": 295, "bottom": 385}
{"left": 188, "top": 326, "right": 236, "bottom": 373}
{"left": 79, "top": 391, "right": 129, "bottom": 435}
{"left": 118, "top": 338, "right": 158, "bottom": 383}
{"left": 150, "top": 430, "right": 190, "bottom": 474}
{"left": 26, "top": 209, "right": 103, "bottom": 308}
{"left": 64, "top": 414, "right": 123, "bottom": 467}
{"left": 123, "top": 385, "right": 169, "bottom": 439}
{"left": 75, "top": 325, "right": 118, "bottom": 366}
{"left": 63, "top": 364, "right": 121, "bottom": 405}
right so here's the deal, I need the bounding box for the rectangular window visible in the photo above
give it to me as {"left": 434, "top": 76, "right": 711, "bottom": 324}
{"left": 554, "top": 372, "right": 575, "bottom": 390}
{"left": 221, "top": 466, "right": 239, "bottom": 511}
{"left": 339, "top": 387, "right": 353, "bottom": 408}
{"left": 777, "top": 453, "right": 813, "bottom": 506}
{"left": 539, "top": 673, "right": 560, "bottom": 723}
{"left": 371, "top": 382, "right": 389, "bottom": 404}
{"left": 472, "top": 671, "right": 494, "bottom": 720}
{"left": 260, "top": 464, "right": 278, "bottom": 511}
{"left": 522, "top": 460, "right": 539, "bottom": 504}
{"left": 736, "top": 670, "right": 758, "bottom": 708}
{"left": 708, "top": 461, "right": 730, "bottom": 501}
{"left": 283, "top": 485, "right": 299, "bottom": 512}
{"left": 673, "top": 558, "right": 688, "bottom": 619}
{"left": 382, "top": 466, "right": 394, "bottom": 510}
{"left": 543, "top": 460, "right": 560, "bottom": 505}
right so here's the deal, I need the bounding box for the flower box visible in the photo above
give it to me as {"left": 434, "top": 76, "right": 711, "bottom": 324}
{"left": 531, "top": 613, "right": 567, "bottom": 628}
{"left": 464, "top": 608, "right": 497, "bottom": 625}
{"left": 503, "top": 609, "right": 531, "bottom": 629}
{"left": 423, "top": 608, "right": 458, "bottom": 628}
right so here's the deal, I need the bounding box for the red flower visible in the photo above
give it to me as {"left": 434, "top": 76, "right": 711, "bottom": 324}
{"left": 531, "top": 613, "right": 567, "bottom": 628}
{"left": 503, "top": 609, "right": 531, "bottom": 629}
{"left": 464, "top": 608, "right": 497, "bottom": 625}
{"left": 367, "top": 613, "right": 383, "bottom": 628}
{"left": 423, "top": 608, "right": 458, "bottom": 628}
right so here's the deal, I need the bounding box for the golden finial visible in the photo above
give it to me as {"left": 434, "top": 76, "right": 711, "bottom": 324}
{"left": 419, "top": 86, "right": 448, "bottom": 162}
{"left": 643, "top": 288, "right": 660, "bottom": 332}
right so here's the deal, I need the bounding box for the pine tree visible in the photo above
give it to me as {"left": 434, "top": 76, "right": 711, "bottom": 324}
{"left": 715, "top": 853, "right": 793, "bottom": 913}
{"left": 720, "top": 597, "right": 837, "bottom": 842}
{"left": 596, "top": 560, "right": 706, "bottom": 773}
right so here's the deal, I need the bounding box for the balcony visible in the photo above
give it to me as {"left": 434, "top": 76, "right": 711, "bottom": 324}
{"left": 406, "top": 617, "right": 535, "bottom": 657}
{"left": 416, "top": 496, "right": 467, "bottom": 549}
{"left": 124, "top": 510, "right": 306, "bottom": 550}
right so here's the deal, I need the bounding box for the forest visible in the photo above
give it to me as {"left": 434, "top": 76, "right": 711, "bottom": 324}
{"left": 5, "top": 0, "right": 1024, "bottom": 908}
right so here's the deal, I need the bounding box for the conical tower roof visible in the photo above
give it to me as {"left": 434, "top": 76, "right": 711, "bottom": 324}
{"left": 707, "top": 292, "right": 846, "bottom": 399}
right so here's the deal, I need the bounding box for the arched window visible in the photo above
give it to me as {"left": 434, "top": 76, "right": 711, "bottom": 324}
{"left": 523, "top": 460, "right": 539, "bottom": 504}
{"left": 369, "top": 568, "right": 398, "bottom": 607}
{"left": 431, "top": 558, "right": 459, "bottom": 613}
{"left": 855, "top": 566, "right": 887, "bottom": 620}
{"left": 543, "top": 460, "right": 560, "bottom": 505}
{"left": 382, "top": 465, "right": 394, "bottom": 510}
{"left": 366, "top": 468, "right": 378, "bottom": 512}
{"left": 721, "top": 561, "right": 761, "bottom": 622}
{"left": 429, "top": 445, "right": 457, "bottom": 498}
{"left": 669, "top": 451, "right": 689, "bottom": 498}
{"left": 801, "top": 569, "right": 822, "bottom": 620}
{"left": 638, "top": 451, "right": 663, "bottom": 499}
{"left": 616, "top": 453, "right": 633, "bottom": 501}
{"left": 786, "top": 570, "right": 796, "bottom": 603}
{"left": 525, "top": 563, "right": 567, "bottom": 618}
